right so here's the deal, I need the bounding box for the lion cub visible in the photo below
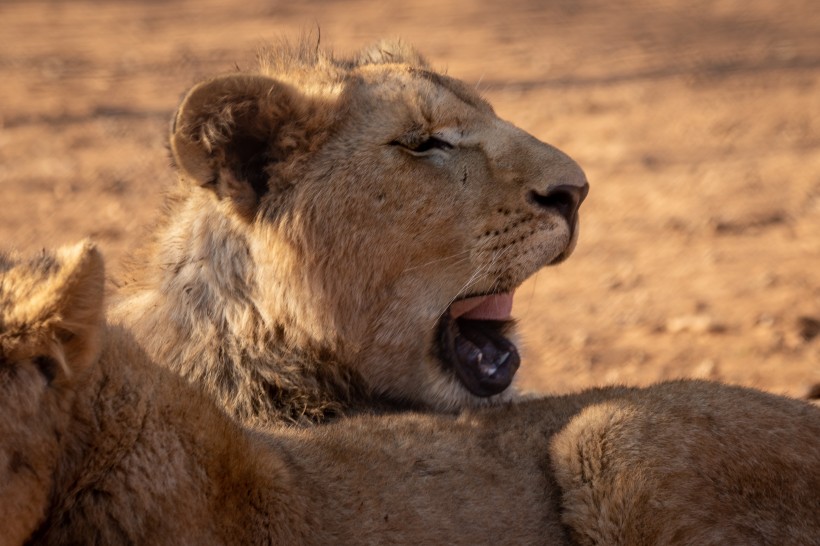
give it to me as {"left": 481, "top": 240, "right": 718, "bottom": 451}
{"left": 4, "top": 243, "right": 819, "bottom": 544}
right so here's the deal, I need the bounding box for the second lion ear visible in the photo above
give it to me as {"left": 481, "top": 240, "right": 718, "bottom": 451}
{"left": 170, "top": 74, "right": 320, "bottom": 218}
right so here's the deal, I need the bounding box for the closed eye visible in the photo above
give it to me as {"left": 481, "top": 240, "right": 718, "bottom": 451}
{"left": 391, "top": 136, "right": 454, "bottom": 155}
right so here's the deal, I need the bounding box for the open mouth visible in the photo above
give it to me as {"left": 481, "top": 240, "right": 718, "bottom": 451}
{"left": 437, "top": 293, "right": 521, "bottom": 397}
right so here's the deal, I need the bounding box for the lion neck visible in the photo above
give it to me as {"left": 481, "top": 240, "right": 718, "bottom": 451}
{"left": 112, "top": 189, "right": 381, "bottom": 426}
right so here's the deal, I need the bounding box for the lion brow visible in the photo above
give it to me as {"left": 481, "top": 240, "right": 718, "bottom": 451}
{"left": 409, "top": 68, "right": 492, "bottom": 111}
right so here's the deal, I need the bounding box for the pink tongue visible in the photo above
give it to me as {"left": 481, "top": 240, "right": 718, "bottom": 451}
{"left": 450, "top": 292, "right": 514, "bottom": 320}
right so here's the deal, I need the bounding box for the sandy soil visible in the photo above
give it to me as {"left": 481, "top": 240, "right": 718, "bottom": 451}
{"left": 1, "top": 0, "right": 818, "bottom": 399}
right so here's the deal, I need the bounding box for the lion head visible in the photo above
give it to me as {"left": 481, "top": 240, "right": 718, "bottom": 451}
{"left": 133, "top": 39, "right": 587, "bottom": 419}
{"left": 0, "top": 241, "right": 105, "bottom": 543}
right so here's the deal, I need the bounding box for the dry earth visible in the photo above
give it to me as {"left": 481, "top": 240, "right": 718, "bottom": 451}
{"left": 1, "top": 0, "right": 818, "bottom": 399}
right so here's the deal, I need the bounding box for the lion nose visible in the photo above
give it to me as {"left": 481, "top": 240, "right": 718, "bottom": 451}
{"left": 528, "top": 182, "right": 589, "bottom": 226}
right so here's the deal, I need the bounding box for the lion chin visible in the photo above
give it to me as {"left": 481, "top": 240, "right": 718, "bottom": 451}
{"left": 111, "top": 37, "right": 588, "bottom": 426}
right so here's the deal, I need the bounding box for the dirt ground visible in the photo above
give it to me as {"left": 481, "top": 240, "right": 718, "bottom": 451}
{"left": 1, "top": 0, "right": 818, "bottom": 399}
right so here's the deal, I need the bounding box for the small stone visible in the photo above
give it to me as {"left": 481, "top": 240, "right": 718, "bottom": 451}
{"left": 692, "top": 359, "right": 718, "bottom": 379}
{"left": 796, "top": 316, "right": 820, "bottom": 342}
{"left": 666, "top": 314, "right": 725, "bottom": 334}
{"left": 755, "top": 313, "right": 776, "bottom": 328}
{"left": 570, "top": 331, "right": 590, "bottom": 350}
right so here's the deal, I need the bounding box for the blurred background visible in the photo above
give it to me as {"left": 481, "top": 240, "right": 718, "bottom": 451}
{"left": 1, "top": 0, "right": 818, "bottom": 397}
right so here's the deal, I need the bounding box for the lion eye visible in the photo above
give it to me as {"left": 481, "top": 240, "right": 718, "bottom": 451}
{"left": 391, "top": 136, "right": 453, "bottom": 155}
{"left": 411, "top": 136, "right": 453, "bottom": 152}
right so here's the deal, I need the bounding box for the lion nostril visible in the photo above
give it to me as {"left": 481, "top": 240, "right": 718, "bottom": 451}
{"left": 528, "top": 183, "right": 589, "bottom": 224}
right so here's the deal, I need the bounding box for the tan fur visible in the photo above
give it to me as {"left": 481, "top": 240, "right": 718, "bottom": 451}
{"left": 111, "top": 38, "right": 589, "bottom": 426}
{"left": 0, "top": 242, "right": 104, "bottom": 546}
{"left": 551, "top": 386, "right": 820, "bottom": 545}
{"left": 5, "top": 243, "right": 819, "bottom": 544}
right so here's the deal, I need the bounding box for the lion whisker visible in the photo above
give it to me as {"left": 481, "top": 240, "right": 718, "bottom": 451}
{"left": 432, "top": 246, "right": 512, "bottom": 324}
{"left": 400, "top": 249, "right": 473, "bottom": 273}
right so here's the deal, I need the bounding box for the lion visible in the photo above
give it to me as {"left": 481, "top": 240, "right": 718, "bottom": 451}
{"left": 110, "top": 38, "right": 590, "bottom": 427}
{"left": 2, "top": 242, "right": 570, "bottom": 544}
{"left": 4, "top": 242, "right": 819, "bottom": 545}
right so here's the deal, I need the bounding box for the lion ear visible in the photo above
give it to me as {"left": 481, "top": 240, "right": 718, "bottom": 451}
{"left": 2, "top": 241, "right": 105, "bottom": 379}
{"left": 47, "top": 241, "right": 105, "bottom": 376}
{"left": 170, "top": 74, "right": 315, "bottom": 217}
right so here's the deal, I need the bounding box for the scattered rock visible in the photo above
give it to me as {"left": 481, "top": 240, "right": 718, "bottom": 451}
{"left": 692, "top": 358, "right": 718, "bottom": 379}
{"left": 604, "top": 369, "right": 622, "bottom": 383}
{"left": 570, "top": 330, "right": 590, "bottom": 350}
{"left": 757, "top": 272, "right": 778, "bottom": 289}
{"left": 754, "top": 313, "right": 776, "bottom": 328}
{"left": 711, "top": 211, "right": 788, "bottom": 235}
{"left": 665, "top": 314, "right": 726, "bottom": 334}
{"left": 797, "top": 316, "right": 820, "bottom": 342}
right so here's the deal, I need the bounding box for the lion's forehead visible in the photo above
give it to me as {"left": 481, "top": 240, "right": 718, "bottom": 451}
{"left": 341, "top": 64, "right": 494, "bottom": 122}
{"left": 438, "top": 116, "right": 516, "bottom": 144}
